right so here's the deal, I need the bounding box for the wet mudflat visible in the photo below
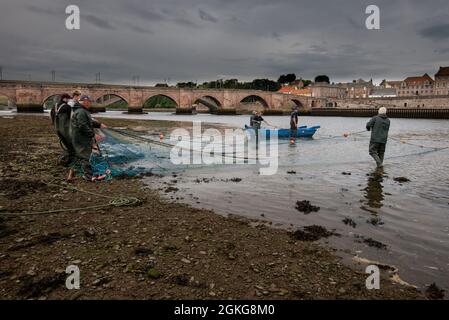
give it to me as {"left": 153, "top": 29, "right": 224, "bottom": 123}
{"left": 137, "top": 113, "right": 449, "bottom": 295}
{"left": 0, "top": 115, "right": 424, "bottom": 300}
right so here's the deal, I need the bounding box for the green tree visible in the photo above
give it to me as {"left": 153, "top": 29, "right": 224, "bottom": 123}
{"left": 277, "top": 73, "right": 296, "bottom": 84}
{"left": 176, "top": 82, "right": 197, "bottom": 88}
{"left": 314, "top": 75, "right": 330, "bottom": 84}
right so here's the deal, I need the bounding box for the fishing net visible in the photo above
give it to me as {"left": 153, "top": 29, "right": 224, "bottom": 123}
{"left": 70, "top": 128, "right": 164, "bottom": 181}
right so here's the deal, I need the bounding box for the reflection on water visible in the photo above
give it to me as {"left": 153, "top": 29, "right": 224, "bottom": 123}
{"left": 363, "top": 168, "right": 385, "bottom": 209}
{"left": 361, "top": 168, "right": 386, "bottom": 226}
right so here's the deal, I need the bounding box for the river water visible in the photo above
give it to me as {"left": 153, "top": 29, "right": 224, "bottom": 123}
{"left": 4, "top": 110, "right": 449, "bottom": 292}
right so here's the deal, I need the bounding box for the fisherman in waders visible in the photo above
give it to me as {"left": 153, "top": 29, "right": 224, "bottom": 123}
{"left": 251, "top": 111, "right": 273, "bottom": 146}
{"left": 366, "top": 106, "right": 390, "bottom": 167}
{"left": 249, "top": 110, "right": 257, "bottom": 127}
{"left": 50, "top": 94, "right": 75, "bottom": 166}
{"left": 289, "top": 107, "right": 299, "bottom": 145}
{"left": 71, "top": 95, "right": 106, "bottom": 181}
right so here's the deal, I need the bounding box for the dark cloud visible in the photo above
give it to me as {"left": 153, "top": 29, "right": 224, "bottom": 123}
{"left": 198, "top": 9, "right": 218, "bottom": 23}
{"left": 84, "top": 14, "right": 116, "bottom": 30}
{"left": 1, "top": 0, "right": 449, "bottom": 84}
{"left": 419, "top": 23, "right": 449, "bottom": 40}
{"left": 123, "top": 2, "right": 167, "bottom": 21}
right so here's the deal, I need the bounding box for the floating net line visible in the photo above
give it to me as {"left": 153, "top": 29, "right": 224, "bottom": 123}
{"left": 70, "top": 127, "right": 449, "bottom": 181}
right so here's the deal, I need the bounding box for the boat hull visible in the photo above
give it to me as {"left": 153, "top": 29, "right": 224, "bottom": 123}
{"left": 244, "top": 125, "right": 320, "bottom": 139}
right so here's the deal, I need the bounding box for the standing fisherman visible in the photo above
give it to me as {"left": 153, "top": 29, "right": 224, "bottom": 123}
{"left": 249, "top": 110, "right": 257, "bottom": 127}
{"left": 289, "top": 107, "right": 299, "bottom": 144}
{"left": 71, "top": 95, "right": 106, "bottom": 181}
{"left": 50, "top": 93, "right": 75, "bottom": 166}
{"left": 251, "top": 111, "right": 274, "bottom": 145}
{"left": 366, "top": 106, "right": 390, "bottom": 167}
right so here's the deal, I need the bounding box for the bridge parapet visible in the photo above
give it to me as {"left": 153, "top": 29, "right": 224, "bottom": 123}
{"left": 0, "top": 80, "right": 311, "bottom": 113}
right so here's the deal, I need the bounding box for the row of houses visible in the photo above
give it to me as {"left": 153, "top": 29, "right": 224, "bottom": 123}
{"left": 278, "top": 66, "right": 449, "bottom": 99}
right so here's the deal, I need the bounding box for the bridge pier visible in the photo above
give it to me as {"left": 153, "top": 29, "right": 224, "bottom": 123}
{"left": 127, "top": 106, "right": 143, "bottom": 114}
{"left": 17, "top": 104, "right": 44, "bottom": 113}
{"left": 90, "top": 106, "right": 106, "bottom": 113}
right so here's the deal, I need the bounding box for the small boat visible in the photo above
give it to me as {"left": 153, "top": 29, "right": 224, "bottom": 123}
{"left": 244, "top": 125, "right": 320, "bottom": 139}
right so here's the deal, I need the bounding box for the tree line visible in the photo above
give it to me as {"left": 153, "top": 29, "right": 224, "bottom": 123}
{"left": 154, "top": 74, "right": 329, "bottom": 92}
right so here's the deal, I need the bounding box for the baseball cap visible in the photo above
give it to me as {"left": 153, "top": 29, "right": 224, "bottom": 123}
{"left": 79, "top": 95, "right": 93, "bottom": 102}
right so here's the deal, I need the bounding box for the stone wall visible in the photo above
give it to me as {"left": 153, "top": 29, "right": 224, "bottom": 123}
{"left": 325, "top": 95, "right": 449, "bottom": 109}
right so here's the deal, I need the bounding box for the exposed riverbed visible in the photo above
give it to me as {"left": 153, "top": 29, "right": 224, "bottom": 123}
{"left": 3, "top": 110, "right": 449, "bottom": 294}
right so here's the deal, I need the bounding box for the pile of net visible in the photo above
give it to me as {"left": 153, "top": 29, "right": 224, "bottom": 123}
{"left": 71, "top": 128, "right": 171, "bottom": 181}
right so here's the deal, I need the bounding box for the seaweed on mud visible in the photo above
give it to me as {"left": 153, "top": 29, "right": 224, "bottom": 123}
{"left": 0, "top": 227, "right": 18, "bottom": 238}
{"left": 367, "top": 217, "right": 384, "bottom": 226}
{"left": 295, "top": 200, "right": 320, "bottom": 214}
{"left": 425, "top": 283, "right": 445, "bottom": 300}
{"left": 134, "top": 247, "right": 154, "bottom": 256}
{"left": 393, "top": 177, "right": 410, "bottom": 183}
{"left": 0, "top": 270, "right": 13, "bottom": 279}
{"left": 0, "top": 179, "right": 48, "bottom": 200}
{"left": 164, "top": 186, "right": 179, "bottom": 193}
{"left": 0, "top": 217, "right": 18, "bottom": 239}
{"left": 17, "top": 273, "right": 66, "bottom": 298}
{"left": 172, "top": 274, "right": 190, "bottom": 286}
{"left": 8, "top": 232, "right": 69, "bottom": 251}
{"left": 342, "top": 218, "right": 357, "bottom": 228}
{"left": 291, "top": 225, "right": 337, "bottom": 242}
{"left": 355, "top": 236, "right": 387, "bottom": 250}
{"left": 363, "top": 238, "right": 387, "bottom": 249}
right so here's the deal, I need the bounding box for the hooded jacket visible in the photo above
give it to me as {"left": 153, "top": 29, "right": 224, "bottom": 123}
{"left": 70, "top": 103, "right": 101, "bottom": 160}
{"left": 366, "top": 114, "right": 390, "bottom": 144}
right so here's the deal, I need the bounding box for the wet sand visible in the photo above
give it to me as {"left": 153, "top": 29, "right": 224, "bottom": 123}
{"left": 0, "top": 115, "right": 425, "bottom": 299}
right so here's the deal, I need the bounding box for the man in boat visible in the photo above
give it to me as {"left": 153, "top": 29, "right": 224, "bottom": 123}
{"left": 252, "top": 111, "right": 273, "bottom": 129}
{"left": 50, "top": 93, "right": 75, "bottom": 166}
{"left": 71, "top": 95, "right": 107, "bottom": 181}
{"left": 289, "top": 107, "right": 299, "bottom": 144}
{"left": 366, "top": 106, "right": 390, "bottom": 167}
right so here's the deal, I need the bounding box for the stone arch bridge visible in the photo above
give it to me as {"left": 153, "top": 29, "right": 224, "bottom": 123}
{"left": 0, "top": 80, "right": 316, "bottom": 113}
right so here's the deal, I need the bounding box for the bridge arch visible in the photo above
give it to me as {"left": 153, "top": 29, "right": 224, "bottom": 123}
{"left": 95, "top": 93, "right": 130, "bottom": 110}
{"left": 240, "top": 95, "right": 270, "bottom": 109}
{"left": 287, "top": 98, "right": 306, "bottom": 111}
{"left": 0, "top": 90, "right": 16, "bottom": 107}
{"left": 143, "top": 92, "right": 179, "bottom": 107}
{"left": 193, "top": 95, "right": 222, "bottom": 112}
{"left": 43, "top": 94, "right": 63, "bottom": 110}
{"left": 144, "top": 94, "right": 178, "bottom": 108}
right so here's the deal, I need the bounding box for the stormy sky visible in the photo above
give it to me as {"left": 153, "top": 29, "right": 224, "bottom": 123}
{"left": 1, "top": 0, "right": 448, "bottom": 85}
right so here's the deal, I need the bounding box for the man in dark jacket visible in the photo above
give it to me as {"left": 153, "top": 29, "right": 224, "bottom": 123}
{"left": 50, "top": 94, "right": 75, "bottom": 166}
{"left": 71, "top": 95, "right": 105, "bottom": 181}
{"left": 366, "top": 106, "right": 390, "bottom": 167}
{"left": 289, "top": 107, "right": 299, "bottom": 143}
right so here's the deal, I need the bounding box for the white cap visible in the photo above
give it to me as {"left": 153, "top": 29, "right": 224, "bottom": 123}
{"left": 378, "top": 107, "right": 387, "bottom": 115}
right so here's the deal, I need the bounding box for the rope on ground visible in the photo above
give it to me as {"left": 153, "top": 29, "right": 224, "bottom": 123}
{"left": 0, "top": 180, "right": 142, "bottom": 216}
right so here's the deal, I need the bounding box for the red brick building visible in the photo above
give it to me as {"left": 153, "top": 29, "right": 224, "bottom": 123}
{"left": 397, "top": 73, "right": 434, "bottom": 97}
